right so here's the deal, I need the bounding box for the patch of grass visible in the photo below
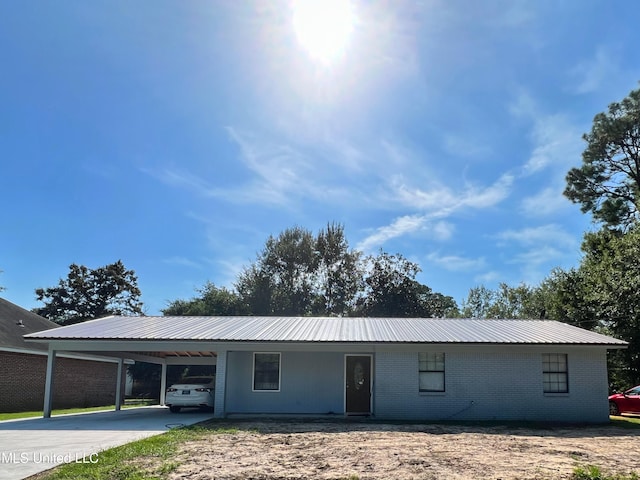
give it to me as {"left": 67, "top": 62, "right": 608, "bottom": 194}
{"left": 33, "top": 425, "right": 237, "bottom": 480}
{"left": 0, "top": 400, "right": 158, "bottom": 422}
{"left": 610, "top": 415, "right": 640, "bottom": 428}
{"left": 573, "top": 465, "right": 639, "bottom": 480}
{"left": 0, "top": 407, "right": 113, "bottom": 422}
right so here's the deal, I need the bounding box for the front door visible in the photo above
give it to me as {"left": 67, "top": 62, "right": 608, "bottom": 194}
{"left": 345, "top": 355, "right": 371, "bottom": 414}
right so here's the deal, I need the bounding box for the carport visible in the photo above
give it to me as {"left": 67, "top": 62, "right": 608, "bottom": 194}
{"left": 24, "top": 317, "right": 221, "bottom": 418}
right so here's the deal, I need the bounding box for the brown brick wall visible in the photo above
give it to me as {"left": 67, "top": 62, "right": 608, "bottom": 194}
{"left": 0, "top": 351, "right": 125, "bottom": 413}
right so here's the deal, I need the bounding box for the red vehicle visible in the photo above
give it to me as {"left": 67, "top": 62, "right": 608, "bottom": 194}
{"left": 609, "top": 385, "right": 640, "bottom": 415}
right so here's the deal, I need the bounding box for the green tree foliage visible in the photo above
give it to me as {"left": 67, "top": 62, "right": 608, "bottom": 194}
{"left": 34, "top": 260, "right": 143, "bottom": 325}
{"left": 312, "top": 223, "right": 363, "bottom": 316}
{"left": 577, "top": 227, "right": 640, "bottom": 387}
{"left": 236, "top": 224, "right": 365, "bottom": 316}
{"left": 237, "top": 226, "right": 316, "bottom": 315}
{"left": 460, "top": 285, "right": 496, "bottom": 319}
{"left": 460, "top": 283, "right": 544, "bottom": 319}
{"left": 162, "top": 282, "right": 247, "bottom": 316}
{"left": 565, "top": 85, "right": 640, "bottom": 228}
{"left": 357, "top": 252, "right": 458, "bottom": 317}
{"left": 424, "top": 292, "right": 460, "bottom": 318}
{"left": 168, "top": 223, "right": 457, "bottom": 318}
{"left": 536, "top": 268, "right": 599, "bottom": 330}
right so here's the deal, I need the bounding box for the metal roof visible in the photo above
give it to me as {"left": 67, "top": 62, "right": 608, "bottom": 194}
{"left": 24, "top": 316, "right": 627, "bottom": 346}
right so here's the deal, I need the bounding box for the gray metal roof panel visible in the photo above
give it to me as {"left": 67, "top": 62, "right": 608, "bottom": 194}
{"left": 23, "top": 316, "right": 627, "bottom": 346}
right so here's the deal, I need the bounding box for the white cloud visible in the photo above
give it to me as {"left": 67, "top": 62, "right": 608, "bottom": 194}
{"left": 146, "top": 127, "right": 364, "bottom": 208}
{"left": 432, "top": 221, "right": 455, "bottom": 241}
{"left": 143, "top": 167, "right": 213, "bottom": 198}
{"left": 508, "top": 89, "right": 539, "bottom": 119}
{"left": 356, "top": 217, "right": 455, "bottom": 252}
{"left": 509, "top": 91, "right": 584, "bottom": 176}
{"left": 509, "top": 245, "right": 566, "bottom": 267}
{"left": 162, "top": 256, "right": 203, "bottom": 269}
{"left": 495, "top": 224, "right": 576, "bottom": 249}
{"left": 521, "top": 186, "right": 571, "bottom": 217}
{"left": 569, "top": 46, "right": 615, "bottom": 95}
{"left": 493, "top": 224, "right": 579, "bottom": 285}
{"left": 524, "top": 113, "right": 582, "bottom": 175}
{"left": 225, "top": 127, "right": 314, "bottom": 205}
{"left": 358, "top": 170, "right": 514, "bottom": 252}
{"left": 468, "top": 174, "right": 515, "bottom": 208}
{"left": 474, "top": 270, "right": 502, "bottom": 285}
{"left": 426, "top": 252, "right": 486, "bottom": 272}
{"left": 391, "top": 173, "right": 514, "bottom": 214}
{"left": 356, "top": 214, "right": 428, "bottom": 252}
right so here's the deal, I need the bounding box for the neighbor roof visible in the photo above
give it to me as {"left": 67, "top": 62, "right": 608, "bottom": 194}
{"left": 0, "top": 297, "right": 59, "bottom": 351}
{"left": 24, "top": 315, "right": 627, "bottom": 346}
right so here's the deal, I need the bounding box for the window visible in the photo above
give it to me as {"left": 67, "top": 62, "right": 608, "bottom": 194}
{"left": 543, "top": 353, "right": 568, "bottom": 393}
{"left": 419, "top": 352, "right": 445, "bottom": 392}
{"left": 253, "top": 353, "right": 280, "bottom": 391}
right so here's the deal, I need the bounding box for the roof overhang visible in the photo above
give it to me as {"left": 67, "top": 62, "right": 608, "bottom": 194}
{"left": 24, "top": 316, "right": 628, "bottom": 363}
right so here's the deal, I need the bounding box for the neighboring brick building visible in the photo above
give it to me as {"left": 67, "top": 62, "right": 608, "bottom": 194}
{"left": 0, "top": 298, "right": 124, "bottom": 413}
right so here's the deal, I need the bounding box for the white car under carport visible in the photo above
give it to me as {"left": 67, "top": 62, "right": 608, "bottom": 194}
{"left": 165, "top": 376, "right": 215, "bottom": 413}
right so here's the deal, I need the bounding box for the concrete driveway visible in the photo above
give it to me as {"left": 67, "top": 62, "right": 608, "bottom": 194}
{"left": 0, "top": 406, "right": 213, "bottom": 480}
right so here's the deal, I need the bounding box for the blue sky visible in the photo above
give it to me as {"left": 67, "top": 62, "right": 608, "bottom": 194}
{"left": 2, "top": 0, "right": 640, "bottom": 315}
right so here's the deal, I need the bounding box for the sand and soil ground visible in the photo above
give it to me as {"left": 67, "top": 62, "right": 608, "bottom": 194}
{"left": 162, "top": 419, "right": 640, "bottom": 480}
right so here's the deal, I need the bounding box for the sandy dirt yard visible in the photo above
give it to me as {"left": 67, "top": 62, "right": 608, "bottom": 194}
{"left": 166, "top": 420, "right": 640, "bottom": 480}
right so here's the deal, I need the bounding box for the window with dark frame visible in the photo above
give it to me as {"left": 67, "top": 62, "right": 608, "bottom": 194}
{"left": 419, "top": 352, "right": 445, "bottom": 392}
{"left": 542, "top": 353, "right": 568, "bottom": 393}
{"left": 253, "top": 352, "right": 280, "bottom": 391}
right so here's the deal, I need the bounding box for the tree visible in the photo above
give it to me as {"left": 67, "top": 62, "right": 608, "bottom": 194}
{"left": 535, "top": 268, "right": 599, "bottom": 329}
{"left": 312, "top": 223, "right": 362, "bottom": 316}
{"left": 0, "top": 269, "right": 5, "bottom": 292}
{"left": 564, "top": 85, "right": 640, "bottom": 228}
{"left": 460, "top": 285, "right": 495, "bottom": 318}
{"left": 460, "top": 284, "right": 540, "bottom": 319}
{"left": 356, "top": 252, "right": 455, "bottom": 317}
{"left": 236, "top": 226, "right": 316, "bottom": 315}
{"left": 423, "top": 292, "right": 460, "bottom": 318}
{"left": 34, "top": 260, "right": 143, "bottom": 325}
{"left": 575, "top": 226, "right": 640, "bottom": 388}
{"left": 169, "top": 223, "right": 458, "bottom": 318}
{"left": 236, "top": 224, "right": 365, "bottom": 316}
{"left": 163, "top": 282, "right": 247, "bottom": 316}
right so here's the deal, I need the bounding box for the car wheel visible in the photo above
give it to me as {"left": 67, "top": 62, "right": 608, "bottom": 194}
{"left": 169, "top": 406, "right": 181, "bottom": 413}
{"left": 609, "top": 401, "right": 620, "bottom": 416}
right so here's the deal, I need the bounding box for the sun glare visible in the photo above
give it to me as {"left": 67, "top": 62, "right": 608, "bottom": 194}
{"left": 292, "top": 0, "right": 354, "bottom": 64}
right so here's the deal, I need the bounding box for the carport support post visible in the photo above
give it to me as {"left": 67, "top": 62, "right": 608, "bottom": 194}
{"left": 213, "top": 349, "right": 227, "bottom": 418}
{"left": 160, "top": 362, "right": 167, "bottom": 406}
{"left": 115, "top": 358, "right": 123, "bottom": 411}
{"left": 43, "top": 347, "right": 56, "bottom": 418}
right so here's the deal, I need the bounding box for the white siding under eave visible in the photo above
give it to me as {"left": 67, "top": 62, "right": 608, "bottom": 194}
{"left": 374, "top": 346, "right": 610, "bottom": 423}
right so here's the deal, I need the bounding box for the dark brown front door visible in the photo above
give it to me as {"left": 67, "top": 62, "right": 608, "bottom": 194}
{"left": 345, "top": 355, "right": 371, "bottom": 414}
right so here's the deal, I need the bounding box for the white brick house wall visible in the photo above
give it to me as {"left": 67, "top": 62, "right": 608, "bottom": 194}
{"left": 374, "top": 345, "right": 609, "bottom": 423}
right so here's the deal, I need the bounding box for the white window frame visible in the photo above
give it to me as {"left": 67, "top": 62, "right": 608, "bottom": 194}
{"left": 252, "top": 352, "right": 281, "bottom": 392}
{"left": 542, "top": 353, "right": 568, "bottom": 394}
{"left": 419, "top": 352, "right": 445, "bottom": 393}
